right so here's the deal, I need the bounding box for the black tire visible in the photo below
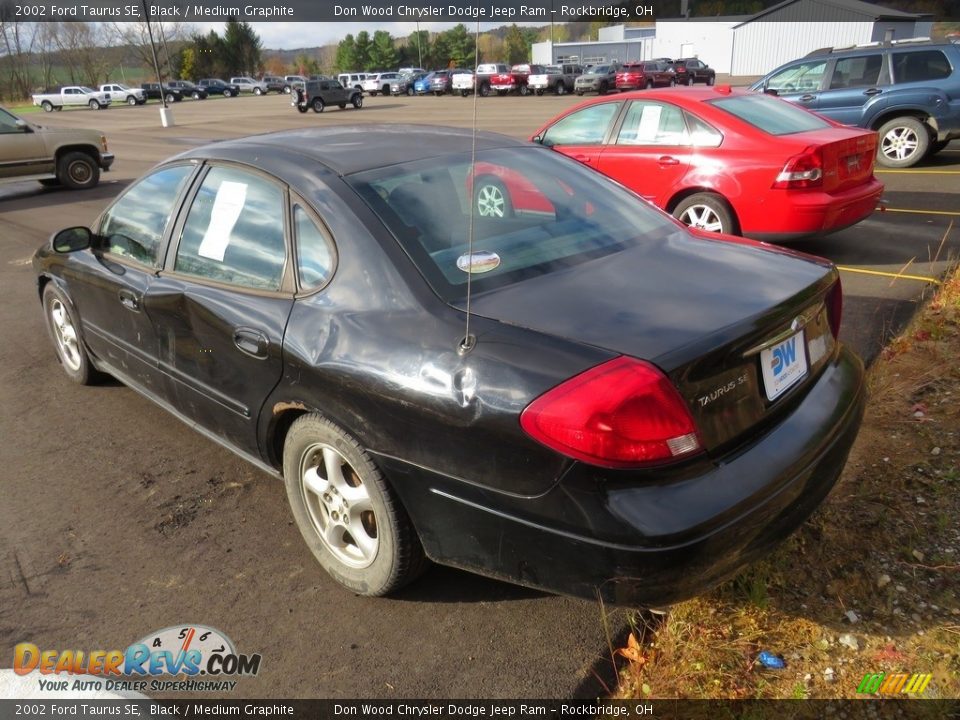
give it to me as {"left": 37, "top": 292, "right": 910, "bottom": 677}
{"left": 254, "top": 87, "right": 263, "bottom": 96}
{"left": 461, "top": 89, "right": 469, "bottom": 97}
{"left": 89, "top": 99, "right": 100, "bottom": 110}
{"left": 42, "top": 101, "right": 54, "bottom": 112}
{"left": 519, "top": 84, "right": 529, "bottom": 96}
{"left": 876, "top": 116, "right": 930, "bottom": 168}
{"left": 283, "top": 414, "right": 428, "bottom": 596}
{"left": 57, "top": 151, "right": 99, "bottom": 190}
{"left": 42, "top": 284, "right": 100, "bottom": 386}
{"left": 683, "top": 77, "right": 691, "bottom": 86}
{"left": 352, "top": 94, "right": 363, "bottom": 109}
{"left": 312, "top": 97, "right": 325, "bottom": 113}
{"left": 338, "top": 102, "right": 346, "bottom": 109}
{"left": 555, "top": 83, "right": 566, "bottom": 96}
{"left": 673, "top": 192, "right": 735, "bottom": 235}
{"left": 370, "top": 91, "right": 378, "bottom": 96}
{"left": 669, "top": 77, "right": 676, "bottom": 87}
{"left": 435, "top": 91, "right": 443, "bottom": 97}
{"left": 164, "top": 92, "right": 174, "bottom": 103}
{"left": 706, "top": 75, "right": 715, "bottom": 86}
{"left": 474, "top": 177, "right": 512, "bottom": 219}
{"left": 576, "top": 90, "right": 584, "bottom": 96}
{"left": 479, "top": 82, "right": 490, "bottom": 97}
{"left": 283, "top": 85, "right": 291, "bottom": 94}
{"left": 227, "top": 89, "right": 236, "bottom": 97}
{"left": 927, "top": 139, "right": 950, "bottom": 158}
{"left": 126, "top": 95, "right": 137, "bottom": 106}
{"left": 407, "top": 87, "right": 414, "bottom": 96}
{"left": 192, "top": 91, "right": 201, "bottom": 100}
{"left": 381, "top": 85, "right": 390, "bottom": 96}
{"left": 598, "top": 82, "right": 608, "bottom": 95}
{"left": 296, "top": 103, "right": 308, "bottom": 114}
{"left": 535, "top": 89, "right": 544, "bottom": 96}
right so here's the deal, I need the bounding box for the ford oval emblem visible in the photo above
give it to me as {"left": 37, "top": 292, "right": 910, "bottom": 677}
{"left": 457, "top": 251, "right": 501, "bottom": 274}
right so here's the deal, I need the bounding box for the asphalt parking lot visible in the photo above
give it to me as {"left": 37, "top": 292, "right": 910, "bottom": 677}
{"left": 1, "top": 93, "right": 958, "bottom": 699}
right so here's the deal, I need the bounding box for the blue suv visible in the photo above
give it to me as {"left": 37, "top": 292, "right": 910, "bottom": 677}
{"left": 752, "top": 39, "right": 960, "bottom": 168}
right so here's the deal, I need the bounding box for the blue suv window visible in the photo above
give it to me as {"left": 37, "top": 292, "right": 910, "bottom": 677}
{"left": 830, "top": 55, "right": 882, "bottom": 89}
{"left": 892, "top": 50, "right": 952, "bottom": 84}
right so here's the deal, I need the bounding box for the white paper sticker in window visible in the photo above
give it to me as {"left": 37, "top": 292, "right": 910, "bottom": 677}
{"left": 197, "top": 181, "right": 247, "bottom": 262}
{"left": 636, "top": 105, "right": 663, "bottom": 142}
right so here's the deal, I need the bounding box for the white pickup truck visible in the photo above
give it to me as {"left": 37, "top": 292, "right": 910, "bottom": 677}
{"left": 452, "top": 71, "right": 475, "bottom": 97}
{"left": 100, "top": 83, "right": 146, "bottom": 106}
{"left": 32, "top": 86, "right": 112, "bottom": 112}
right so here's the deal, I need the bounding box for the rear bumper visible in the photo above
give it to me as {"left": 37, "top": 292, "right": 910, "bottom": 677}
{"left": 377, "top": 345, "right": 865, "bottom": 606}
{"left": 743, "top": 177, "right": 884, "bottom": 241}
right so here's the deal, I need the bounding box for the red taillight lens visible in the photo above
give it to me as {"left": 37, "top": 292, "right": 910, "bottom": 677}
{"left": 773, "top": 146, "right": 823, "bottom": 189}
{"left": 520, "top": 357, "right": 702, "bottom": 468}
{"left": 827, "top": 278, "right": 843, "bottom": 339}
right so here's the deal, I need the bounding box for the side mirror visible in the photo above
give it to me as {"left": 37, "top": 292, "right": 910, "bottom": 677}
{"left": 763, "top": 87, "right": 780, "bottom": 96}
{"left": 15, "top": 119, "right": 31, "bottom": 133}
{"left": 52, "top": 227, "right": 92, "bottom": 253}
{"left": 532, "top": 134, "right": 543, "bottom": 145}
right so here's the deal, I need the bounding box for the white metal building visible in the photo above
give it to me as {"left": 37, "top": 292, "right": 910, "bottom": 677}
{"left": 533, "top": 0, "right": 931, "bottom": 77}
{"left": 729, "top": 0, "right": 933, "bottom": 75}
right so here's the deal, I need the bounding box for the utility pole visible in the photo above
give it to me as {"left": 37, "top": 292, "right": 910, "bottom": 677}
{"left": 416, "top": 21, "right": 423, "bottom": 68}
{"left": 141, "top": 0, "right": 174, "bottom": 126}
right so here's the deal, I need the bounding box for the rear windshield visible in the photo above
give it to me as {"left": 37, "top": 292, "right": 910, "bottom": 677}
{"left": 709, "top": 94, "right": 831, "bottom": 135}
{"left": 346, "top": 148, "right": 678, "bottom": 302}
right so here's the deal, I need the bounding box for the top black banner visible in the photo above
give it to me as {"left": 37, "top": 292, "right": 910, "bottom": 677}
{"left": 1, "top": 0, "right": 952, "bottom": 23}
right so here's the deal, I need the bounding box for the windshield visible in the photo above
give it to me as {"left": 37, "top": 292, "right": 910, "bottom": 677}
{"left": 80, "top": 87, "right": 95, "bottom": 93}
{"left": 587, "top": 66, "right": 608, "bottom": 75}
{"left": 710, "top": 94, "right": 832, "bottom": 135}
{"left": 346, "top": 147, "right": 679, "bottom": 302}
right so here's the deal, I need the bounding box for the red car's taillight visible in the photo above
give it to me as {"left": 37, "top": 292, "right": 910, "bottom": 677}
{"left": 827, "top": 278, "right": 843, "bottom": 339}
{"left": 773, "top": 146, "right": 823, "bottom": 189}
{"left": 520, "top": 357, "right": 702, "bottom": 468}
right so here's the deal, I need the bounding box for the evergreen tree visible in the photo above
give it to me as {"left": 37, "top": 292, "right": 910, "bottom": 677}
{"left": 503, "top": 24, "right": 528, "bottom": 65}
{"left": 369, "top": 30, "right": 398, "bottom": 70}
{"left": 354, "top": 31, "right": 372, "bottom": 70}
{"left": 222, "top": 19, "right": 262, "bottom": 75}
{"left": 336, "top": 34, "right": 358, "bottom": 71}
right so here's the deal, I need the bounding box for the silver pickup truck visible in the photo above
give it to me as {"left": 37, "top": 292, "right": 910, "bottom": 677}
{"left": 32, "top": 86, "right": 112, "bottom": 112}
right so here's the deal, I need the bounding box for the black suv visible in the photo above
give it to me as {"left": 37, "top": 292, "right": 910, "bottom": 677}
{"left": 261, "top": 76, "right": 285, "bottom": 93}
{"left": 166, "top": 80, "right": 208, "bottom": 99}
{"left": 140, "top": 83, "right": 183, "bottom": 102}
{"left": 292, "top": 79, "right": 363, "bottom": 113}
{"left": 197, "top": 79, "right": 240, "bottom": 97}
{"left": 673, "top": 58, "right": 715, "bottom": 86}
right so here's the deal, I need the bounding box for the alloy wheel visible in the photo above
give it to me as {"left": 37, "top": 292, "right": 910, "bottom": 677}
{"left": 49, "top": 299, "right": 82, "bottom": 372}
{"left": 678, "top": 204, "right": 724, "bottom": 232}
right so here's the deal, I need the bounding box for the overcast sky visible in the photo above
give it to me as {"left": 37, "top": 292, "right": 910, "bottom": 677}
{"left": 191, "top": 21, "right": 547, "bottom": 50}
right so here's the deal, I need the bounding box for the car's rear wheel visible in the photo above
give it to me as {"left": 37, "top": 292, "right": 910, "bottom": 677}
{"left": 283, "top": 414, "right": 427, "bottom": 596}
{"left": 338, "top": 102, "right": 346, "bottom": 109}
{"left": 479, "top": 83, "right": 490, "bottom": 97}
{"left": 706, "top": 75, "right": 716, "bottom": 86}
{"left": 461, "top": 89, "right": 469, "bottom": 97}
{"left": 126, "top": 95, "right": 137, "bottom": 105}
{"left": 43, "top": 284, "right": 98, "bottom": 385}
{"left": 407, "top": 87, "right": 415, "bottom": 96}
{"left": 42, "top": 101, "right": 54, "bottom": 112}
{"left": 312, "top": 98, "right": 325, "bottom": 113}
{"left": 88, "top": 99, "right": 100, "bottom": 109}
{"left": 645, "top": 79, "right": 653, "bottom": 89}
{"left": 475, "top": 177, "right": 512, "bottom": 219}
{"left": 57, "top": 151, "right": 99, "bottom": 190}
{"left": 673, "top": 193, "right": 735, "bottom": 235}
{"left": 296, "top": 104, "right": 308, "bottom": 113}
{"left": 352, "top": 94, "right": 363, "bottom": 109}
{"left": 877, "top": 117, "right": 930, "bottom": 168}
{"left": 164, "top": 92, "right": 175, "bottom": 103}
{"left": 192, "top": 91, "right": 201, "bottom": 100}
{"left": 254, "top": 87, "right": 263, "bottom": 96}
{"left": 519, "top": 84, "right": 529, "bottom": 96}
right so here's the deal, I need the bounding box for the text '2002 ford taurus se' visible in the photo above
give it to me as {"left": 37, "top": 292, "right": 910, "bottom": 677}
{"left": 33, "top": 126, "right": 865, "bottom": 606}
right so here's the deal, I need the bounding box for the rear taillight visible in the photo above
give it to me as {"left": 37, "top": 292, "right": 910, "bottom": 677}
{"left": 773, "top": 146, "right": 823, "bottom": 189}
{"left": 827, "top": 278, "right": 843, "bottom": 339}
{"left": 520, "top": 357, "right": 702, "bottom": 468}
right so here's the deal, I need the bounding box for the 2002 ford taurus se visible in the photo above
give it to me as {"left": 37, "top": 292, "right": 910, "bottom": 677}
{"left": 33, "top": 125, "right": 865, "bottom": 606}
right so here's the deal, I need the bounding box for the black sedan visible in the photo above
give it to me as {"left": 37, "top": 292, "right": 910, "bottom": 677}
{"left": 33, "top": 126, "right": 865, "bottom": 606}
{"left": 197, "top": 78, "right": 240, "bottom": 97}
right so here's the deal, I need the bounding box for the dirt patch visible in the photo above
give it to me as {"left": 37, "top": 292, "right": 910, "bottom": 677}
{"left": 613, "top": 264, "right": 960, "bottom": 700}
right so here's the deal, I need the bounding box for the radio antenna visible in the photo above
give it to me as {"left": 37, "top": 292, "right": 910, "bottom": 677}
{"left": 458, "top": 19, "right": 482, "bottom": 355}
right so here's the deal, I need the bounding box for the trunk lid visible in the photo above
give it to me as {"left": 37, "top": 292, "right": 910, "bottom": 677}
{"left": 784, "top": 127, "right": 877, "bottom": 193}
{"left": 460, "top": 230, "right": 840, "bottom": 454}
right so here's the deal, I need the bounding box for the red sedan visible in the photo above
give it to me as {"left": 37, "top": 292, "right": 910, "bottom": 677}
{"left": 529, "top": 87, "right": 884, "bottom": 240}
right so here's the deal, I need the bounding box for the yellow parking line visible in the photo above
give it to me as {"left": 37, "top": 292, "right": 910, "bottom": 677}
{"left": 837, "top": 266, "right": 940, "bottom": 284}
{"left": 883, "top": 208, "right": 960, "bottom": 217}
{"left": 876, "top": 169, "right": 960, "bottom": 174}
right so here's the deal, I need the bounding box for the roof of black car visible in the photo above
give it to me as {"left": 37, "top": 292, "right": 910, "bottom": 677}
{"left": 186, "top": 125, "right": 529, "bottom": 176}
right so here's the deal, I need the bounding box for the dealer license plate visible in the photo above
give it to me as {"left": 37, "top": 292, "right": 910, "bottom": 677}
{"left": 760, "top": 330, "right": 807, "bottom": 401}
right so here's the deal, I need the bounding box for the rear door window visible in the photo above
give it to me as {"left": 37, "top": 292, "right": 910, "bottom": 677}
{"left": 891, "top": 50, "right": 952, "bottom": 83}
{"left": 616, "top": 102, "right": 690, "bottom": 146}
{"left": 829, "top": 54, "right": 882, "bottom": 88}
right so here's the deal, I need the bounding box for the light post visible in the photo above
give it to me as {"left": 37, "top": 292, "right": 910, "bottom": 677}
{"left": 141, "top": 0, "right": 174, "bottom": 127}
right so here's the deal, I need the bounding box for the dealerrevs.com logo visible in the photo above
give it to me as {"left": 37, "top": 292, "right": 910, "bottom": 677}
{"left": 857, "top": 671, "right": 933, "bottom": 696}
{"left": 14, "top": 624, "right": 261, "bottom": 693}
